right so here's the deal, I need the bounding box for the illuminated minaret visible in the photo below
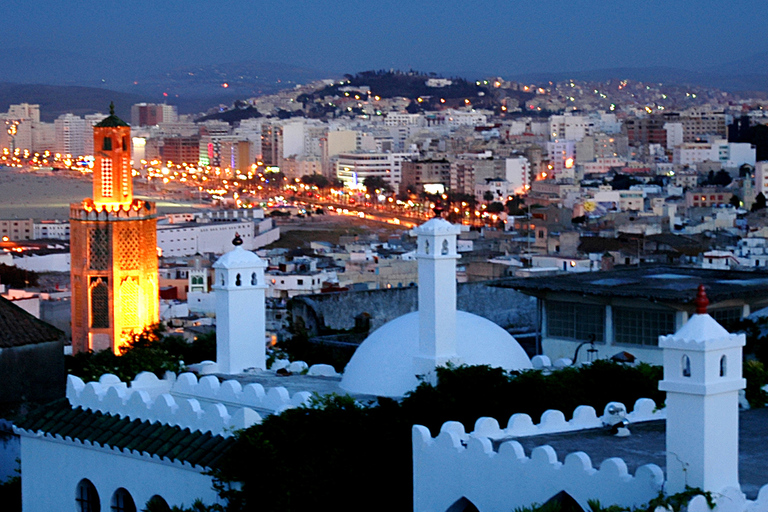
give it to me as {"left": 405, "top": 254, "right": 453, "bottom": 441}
{"left": 70, "top": 103, "right": 159, "bottom": 354}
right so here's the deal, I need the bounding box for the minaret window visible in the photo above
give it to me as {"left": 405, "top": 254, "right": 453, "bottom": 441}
{"left": 425, "top": 239, "right": 430, "bottom": 254}
{"left": 441, "top": 239, "right": 449, "bottom": 255}
{"left": 103, "top": 136, "right": 112, "bottom": 151}
{"left": 682, "top": 354, "right": 691, "bottom": 377}
{"left": 236, "top": 273, "right": 242, "bottom": 286}
{"left": 90, "top": 277, "right": 109, "bottom": 329}
{"left": 720, "top": 355, "right": 727, "bottom": 377}
{"left": 101, "top": 159, "right": 113, "bottom": 197}
{"left": 122, "top": 157, "right": 129, "bottom": 197}
{"left": 251, "top": 272, "right": 257, "bottom": 285}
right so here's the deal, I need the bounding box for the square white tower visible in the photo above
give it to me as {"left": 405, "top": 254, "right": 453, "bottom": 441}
{"left": 212, "top": 236, "right": 268, "bottom": 374}
{"left": 410, "top": 218, "right": 463, "bottom": 374}
{"left": 658, "top": 285, "right": 746, "bottom": 494}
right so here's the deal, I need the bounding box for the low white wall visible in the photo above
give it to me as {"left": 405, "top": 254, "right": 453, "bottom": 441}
{"left": 66, "top": 371, "right": 315, "bottom": 435}
{"left": 19, "top": 434, "right": 219, "bottom": 512}
{"left": 413, "top": 425, "right": 664, "bottom": 512}
{"left": 688, "top": 486, "right": 768, "bottom": 512}
{"left": 12, "top": 252, "right": 70, "bottom": 272}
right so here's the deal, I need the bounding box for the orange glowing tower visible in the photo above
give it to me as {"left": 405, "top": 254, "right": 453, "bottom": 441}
{"left": 70, "top": 103, "right": 159, "bottom": 354}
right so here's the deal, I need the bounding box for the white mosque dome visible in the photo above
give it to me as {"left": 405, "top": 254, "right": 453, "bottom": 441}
{"left": 340, "top": 311, "right": 533, "bottom": 397}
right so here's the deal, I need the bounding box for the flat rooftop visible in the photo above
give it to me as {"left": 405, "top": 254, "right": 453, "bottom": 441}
{"left": 495, "top": 266, "right": 768, "bottom": 304}
{"left": 514, "top": 408, "right": 768, "bottom": 499}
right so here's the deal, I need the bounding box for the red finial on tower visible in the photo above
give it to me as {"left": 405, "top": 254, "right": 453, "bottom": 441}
{"left": 694, "top": 284, "right": 709, "bottom": 314}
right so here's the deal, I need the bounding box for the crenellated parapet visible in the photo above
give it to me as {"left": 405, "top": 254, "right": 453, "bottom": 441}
{"left": 70, "top": 198, "right": 157, "bottom": 222}
{"left": 66, "top": 372, "right": 313, "bottom": 436}
{"left": 413, "top": 424, "right": 665, "bottom": 512}
{"left": 443, "top": 398, "right": 664, "bottom": 442}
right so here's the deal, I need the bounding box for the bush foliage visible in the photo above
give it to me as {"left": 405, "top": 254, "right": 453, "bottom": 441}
{"left": 212, "top": 361, "right": 666, "bottom": 512}
{"left": 65, "top": 326, "right": 216, "bottom": 382}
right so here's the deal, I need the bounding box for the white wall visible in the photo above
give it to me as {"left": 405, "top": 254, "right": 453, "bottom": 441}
{"left": 12, "top": 252, "right": 70, "bottom": 272}
{"left": 20, "top": 435, "right": 221, "bottom": 512}
{"left": 413, "top": 423, "right": 663, "bottom": 512}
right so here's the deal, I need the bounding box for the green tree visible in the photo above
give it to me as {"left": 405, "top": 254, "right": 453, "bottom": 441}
{"left": 487, "top": 201, "right": 505, "bottom": 213}
{"left": 752, "top": 192, "right": 767, "bottom": 212}
{"left": 362, "top": 176, "right": 392, "bottom": 195}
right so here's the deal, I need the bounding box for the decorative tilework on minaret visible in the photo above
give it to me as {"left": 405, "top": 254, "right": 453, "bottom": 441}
{"left": 70, "top": 104, "right": 159, "bottom": 354}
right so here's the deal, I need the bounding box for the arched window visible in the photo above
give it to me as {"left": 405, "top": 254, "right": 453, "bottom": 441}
{"left": 103, "top": 137, "right": 112, "bottom": 151}
{"left": 144, "top": 495, "right": 170, "bottom": 512}
{"left": 235, "top": 273, "right": 242, "bottom": 286}
{"left": 219, "top": 273, "right": 225, "bottom": 286}
{"left": 441, "top": 239, "right": 449, "bottom": 255}
{"left": 446, "top": 497, "right": 480, "bottom": 512}
{"left": 75, "top": 479, "right": 100, "bottom": 512}
{"left": 424, "top": 239, "right": 430, "bottom": 254}
{"left": 720, "top": 355, "right": 727, "bottom": 377}
{"left": 110, "top": 488, "right": 136, "bottom": 512}
{"left": 251, "top": 272, "right": 257, "bottom": 285}
{"left": 682, "top": 354, "right": 691, "bottom": 377}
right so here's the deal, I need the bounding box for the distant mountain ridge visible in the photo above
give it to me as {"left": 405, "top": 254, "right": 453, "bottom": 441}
{"left": 0, "top": 83, "right": 149, "bottom": 122}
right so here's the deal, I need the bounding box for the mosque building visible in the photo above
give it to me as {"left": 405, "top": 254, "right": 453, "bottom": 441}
{"left": 69, "top": 104, "right": 159, "bottom": 354}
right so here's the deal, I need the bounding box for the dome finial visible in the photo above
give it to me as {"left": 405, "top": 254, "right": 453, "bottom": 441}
{"left": 694, "top": 284, "right": 709, "bottom": 314}
{"left": 232, "top": 232, "right": 243, "bottom": 246}
{"left": 109, "top": 102, "right": 115, "bottom": 116}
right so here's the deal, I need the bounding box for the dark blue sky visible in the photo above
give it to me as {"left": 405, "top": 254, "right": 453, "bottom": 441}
{"left": 4, "top": 0, "right": 768, "bottom": 76}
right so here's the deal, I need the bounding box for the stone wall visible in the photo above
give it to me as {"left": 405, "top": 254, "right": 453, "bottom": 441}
{"left": 290, "top": 280, "right": 536, "bottom": 335}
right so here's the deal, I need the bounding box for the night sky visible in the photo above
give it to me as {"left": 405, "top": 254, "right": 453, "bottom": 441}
{"left": 4, "top": 0, "right": 768, "bottom": 77}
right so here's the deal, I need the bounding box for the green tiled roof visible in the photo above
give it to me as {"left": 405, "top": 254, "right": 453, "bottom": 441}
{"left": 95, "top": 102, "right": 129, "bottom": 128}
{"left": 16, "top": 399, "right": 236, "bottom": 468}
{"left": 0, "top": 296, "right": 64, "bottom": 348}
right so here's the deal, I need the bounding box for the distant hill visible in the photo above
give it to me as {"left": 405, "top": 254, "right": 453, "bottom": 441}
{"left": 508, "top": 54, "right": 768, "bottom": 94}
{"left": 131, "top": 60, "right": 331, "bottom": 100}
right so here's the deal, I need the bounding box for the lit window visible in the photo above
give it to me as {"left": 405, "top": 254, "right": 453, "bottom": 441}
{"left": 122, "top": 157, "right": 129, "bottom": 197}
{"left": 101, "top": 159, "right": 113, "bottom": 197}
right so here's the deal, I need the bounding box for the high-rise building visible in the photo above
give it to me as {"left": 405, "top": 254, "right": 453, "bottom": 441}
{"left": 54, "top": 113, "right": 88, "bottom": 157}
{"left": 70, "top": 104, "right": 159, "bottom": 354}
{"left": 130, "top": 103, "right": 178, "bottom": 127}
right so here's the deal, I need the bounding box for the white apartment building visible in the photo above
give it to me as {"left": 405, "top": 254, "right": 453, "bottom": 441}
{"left": 548, "top": 114, "right": 595, "bottom": 141}
{"left": 33, "top": 220, "right": 70, "bottom": 240}
{"left": 581, "top": 157, "right": 627, "bottom": 174}
{"left": 504, "top": 157, "right": 530, "bottom": 193}
{"left": 157, "top": 217, "right": 279, "bottom": 257}
{"left": 673, "top": 140, "right": 756, "bottom": 168}
{"left": 735, "top": 237, "right": 768, "bottom": 268}
{"left": 385, "top": 113, "right": 425, "bottom": 127}
{"left": 547, "top": 140, "right": 576, "bottom": 179}
{"left": 665, "top": 122, "right": 684, "bottom": 150}
{"left": 336, "top": 151, "right": 417, "bottom": 192}
{"left": 756, "top": 162, "right": 768, "bottom": 196}
{"left": 592, "top": 188, "right": 644, "bottom": 211}
{"left": 54, "top": 114, "right": 88, "bottom": 157}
